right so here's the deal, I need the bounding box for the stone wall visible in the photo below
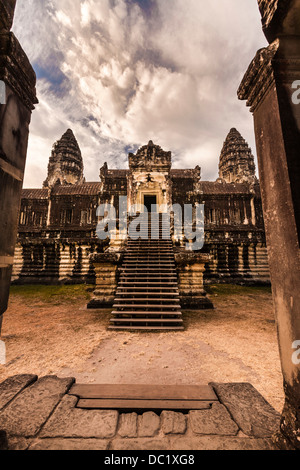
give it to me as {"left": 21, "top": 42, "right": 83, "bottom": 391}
{"left": 0, "top": 0, "right": 37, "bottom": 329}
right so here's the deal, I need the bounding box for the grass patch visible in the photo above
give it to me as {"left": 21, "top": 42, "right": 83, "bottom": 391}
{"left": 205, "top": 284, "right": 272, "bottom": 296}
{"left": 9, "top": 284, "right": 93, "bottom": 303}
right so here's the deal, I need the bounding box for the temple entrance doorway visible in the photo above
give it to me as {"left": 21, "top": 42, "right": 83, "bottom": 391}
{"left": 144, "top": 195, "right": 157, "bottom": 213}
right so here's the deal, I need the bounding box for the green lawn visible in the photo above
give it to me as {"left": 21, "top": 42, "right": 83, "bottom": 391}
{"left": 9, "top": 283, "right": 272, "bottom": 303}
{"left": 9, "top": 284, "right": 94, "bottom": 303}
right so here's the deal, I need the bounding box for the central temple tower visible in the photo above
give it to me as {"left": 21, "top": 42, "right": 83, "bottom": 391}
{"left": 127, "top": 141, "right": 172, "bottom": 213}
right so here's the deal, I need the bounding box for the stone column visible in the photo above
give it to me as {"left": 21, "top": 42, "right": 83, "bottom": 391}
{"left": 88, "top": 253, "right": 123, "bottom": 308}
{"left": 0, "top": 0, "right": 38, "bottom": 330}
{"left": 174, "top": 252, "right": 213, "bottom": 309}
{"left": 238, "top": 0, "right": 300, "bottom": 449}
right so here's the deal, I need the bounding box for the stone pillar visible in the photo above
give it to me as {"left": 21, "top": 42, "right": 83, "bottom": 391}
{"left": 174, "top": 252, "right": 213, "bottom": 309}
{"left": 238, "top": 0, "right": 300, "bottom": 449}
{"left": 87, "top": 253, "right": 123, "bottom": 308}
{"left": 0, "top": 0, "right": 38, "bottom": 330}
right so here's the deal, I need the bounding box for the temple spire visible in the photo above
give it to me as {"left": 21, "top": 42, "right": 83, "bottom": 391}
{"left": 218, "top": 128, "right": 256, "bottom": 184}
{"left": 43, "top": 129, "right": 84, "bottom": 188}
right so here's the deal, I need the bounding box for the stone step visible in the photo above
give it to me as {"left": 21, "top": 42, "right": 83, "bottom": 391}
{"left": 111, "top": 311, "right": 182, "bottom": 316}
{"left": 108, "top": 326, "right": 184, "bottom": 331}
{"left": 113, "top": 304, "right": 181, "bottom": 309}
{"left": 115, "top": 292, "right": 180, "bottom": 297}
{"left": 110, "top": 318, "right": 183, "bottom": 324}
{"left": 117, "top": 286, "right": 179, "bottom": 291}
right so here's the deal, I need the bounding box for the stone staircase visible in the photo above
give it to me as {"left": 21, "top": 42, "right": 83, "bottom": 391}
{"left": 109, "top": 214, "right": 184, "bottom": 331}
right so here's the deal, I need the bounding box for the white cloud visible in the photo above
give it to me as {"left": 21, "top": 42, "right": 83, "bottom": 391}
{"left": 12, "top": 0, "right": 267, "bottom": 187}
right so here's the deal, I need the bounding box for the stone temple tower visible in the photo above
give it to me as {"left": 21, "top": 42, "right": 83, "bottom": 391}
{"left": 218, "top": 128, "right": 256, "bottom": 184}
{"left": 43, "top": 129, "right": 84, "bottom": 188}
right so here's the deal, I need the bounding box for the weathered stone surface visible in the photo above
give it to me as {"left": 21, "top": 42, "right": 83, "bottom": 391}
{"left": 171, "top": 436, "right": 276, "bottom": 451}
{"left": 212, "top": 383, "right": 280, "bottom": 437}
{"left": 118, "top": 413, "right": 138, "bottom": 438}
{"left": 161, "top": 411, "right": 187, "bottom": 435}
{"left": 258, "top": 0, "right": 297, "bottom": 42}
{"left": 0, "top": 374, "right": 37, "bottom": 410}
{"left": 189, "top": 404, "right": 239, "bottom": 436}
{"left": 29, "top": 438, "right": 109, "bottom": 451}
{"left": 138, "top": 412, "right": 160, "bottom": 437}
{"left": 7, "top": 437, "right": 30, "bottom": 451}
{"left": 0, "top": 430, "right": 8, "bottom": 450}
{"left": 40, "top": 395, "right": 118, "bottom": 439}
{"left": 111, "top": 439, "right": 170, "bottom": 451}
{"left": 0, "top": 376, "right": 74, "bottom": 437}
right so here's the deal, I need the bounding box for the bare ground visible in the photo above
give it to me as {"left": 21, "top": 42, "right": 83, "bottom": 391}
{"left": 0, "top": 284, "right": 284, "bottom": 413}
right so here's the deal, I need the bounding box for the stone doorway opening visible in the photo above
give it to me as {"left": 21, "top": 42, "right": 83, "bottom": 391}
{"left": 144, "top": 195, "right": 157, "bottom": 213}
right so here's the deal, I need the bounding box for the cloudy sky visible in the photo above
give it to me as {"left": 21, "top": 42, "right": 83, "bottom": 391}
{"left": 12, "top": 0, "right": 267, "bottom": 188}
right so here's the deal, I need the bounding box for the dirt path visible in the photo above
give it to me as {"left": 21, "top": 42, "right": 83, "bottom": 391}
{"left": 0, "top": 285, "right": 284, "bottom": 412}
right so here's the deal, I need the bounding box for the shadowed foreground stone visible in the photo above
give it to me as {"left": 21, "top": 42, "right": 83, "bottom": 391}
{"left": 161, "top": 411, "right": 187, "bottom": 435}
{"left": 0, "top": 374, "right": 37, "bottom": 410}
{"left": 29, "top": 439, "right": 109, "bottom": 451}
{"left": 7, "top": 438, "right": 29, "bottom": 451}
{"left": 170, "top": 436, "right": 276, "bottom": 451}
{"left": 212, "top": 383, "right": 281, "bottom": 437}
{"left": 118, "top": 413, "right": 138, "bottom": 438}
{"left": 189, "top": 403, "right": 239, "bottom": 436}
{"left": 111, "top": 439, "right": 170, "bottom": 451}
{"left": 0, "top": 430, "right": 8, "bottom": 450}
{"left": 138, "top": 412, "right": 160, "bottom": 437}
{"left": 40, "top": 395, "right": 119, "bottom": 439}
{"left": 0, "top": 376, "right": 74, "bottom": 437}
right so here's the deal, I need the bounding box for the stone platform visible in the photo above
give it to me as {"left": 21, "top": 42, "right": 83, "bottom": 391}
{"left": 0, "top": 375, "right": 281, "bottom": 450}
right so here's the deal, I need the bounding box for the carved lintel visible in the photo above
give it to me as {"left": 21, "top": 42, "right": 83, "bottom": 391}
{"left": 0, "top": 32, "right": 38, "bottom": 111}
{"left": 238, "top": 36, "right": 300, "bottom": 112}
{"left": 237, "top": 40, "right": 279, "bottom": 113}
{"left": 174, "top": 251, "right": 210, "bottom": 267}
{"left": 258, "top": 0, "right": 294, "bottom": 42}
{"left": 0, "top": 0, "right": 16, "bottom": 32}
{"left": 90, "top": 252, "right": 123, "bottom": 265}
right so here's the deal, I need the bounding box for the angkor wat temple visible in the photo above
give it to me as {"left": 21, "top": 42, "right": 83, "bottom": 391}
{"left": 12, "top": 128, "right": 270, "bottom": 288}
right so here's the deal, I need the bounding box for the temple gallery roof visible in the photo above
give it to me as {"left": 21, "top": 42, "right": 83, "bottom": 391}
{"left": 21, "top": 183, "right": 102, "bottom": 198}
{"left": 21, "top": 181, "right": 254, "bottom": 200}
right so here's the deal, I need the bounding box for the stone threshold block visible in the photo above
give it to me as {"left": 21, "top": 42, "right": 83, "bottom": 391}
{"left": 211, "top": 382, "right": 281, "bottom": 438}
{"left": 0, "top": 374, "right": 37, "bottom": 410}
{"left": 29, "top": 438, "right": 109, "bottom": 451}
{"left": 170, "top": 436, "right": 276, "bottom": 451}
{"left": 0, "top": 376, "right": 74, "bottom": 438}
{"left": 189, "top": 403, "right": 239, "bottom": 436}
{"left": 174, "top": 251, "right": 214, "bottom": 309}
{"left": 40, "top": 395, "right": 119, "bottom": 439}
{"left": 88, "top": 252, "right": 123, "bottom": 308}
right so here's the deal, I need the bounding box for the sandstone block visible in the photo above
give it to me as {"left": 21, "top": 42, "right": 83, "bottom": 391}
{"left": 40, "top": 395, "right": 118, "bottom": 439}
{"left": 0, "top": 374, "right": 37, "bottom": 410}
{"left": 212, "top": 383, "right": 280, "bottom": 437}
{"left": 29, "top": 438, "right": 109, "bottom": 451}
{"left": 138, "top": 412, "right": 160, "bottom": 437}
{"left": 189, "top": 403, "right": 238, "bottom": 436}
{"left": 161, "top": 411, "right": 187, "bottom": 435}
{"left": 118, "top": 413, "right": 138, "bottom": 438}
{"left": 0, "top": 376, "right": 74, "bottom": 437}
